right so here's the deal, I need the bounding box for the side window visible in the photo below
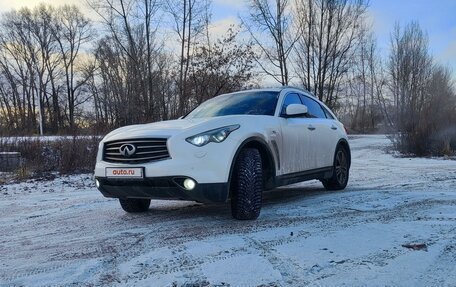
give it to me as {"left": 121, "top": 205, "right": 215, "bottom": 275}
{"left": 281, "top": 93, "right": 302, "bottom": 115}
{"left": 322, "top": 106, "right": 334, "bottom": 119}
{"left": 299, "top": 95, "right": 326, "bottom": 118}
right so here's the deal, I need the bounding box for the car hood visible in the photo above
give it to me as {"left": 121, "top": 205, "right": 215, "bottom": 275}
{"left": 102, "top": 116, "right": 252, "bottom": 142}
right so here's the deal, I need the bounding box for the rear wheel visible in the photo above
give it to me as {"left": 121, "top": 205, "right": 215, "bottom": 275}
{"left": 322, "top": 146, "right": 349, "bottom": 190}
{"left": 230, "top": 148, "right": 263, "bottom": 220}
{"left": 119, "top": 198, "right": 151, "bottom": 213}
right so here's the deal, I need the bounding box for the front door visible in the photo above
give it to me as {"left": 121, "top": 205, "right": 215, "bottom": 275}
{"left": 278, "top": 93, "right": 318, "bottom": 175}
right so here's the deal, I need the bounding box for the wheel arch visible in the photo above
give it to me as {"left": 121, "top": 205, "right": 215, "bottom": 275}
{"left": 228, "top": 137, "right": 277, "bottom": 195}
{"left": 336, "top": 138, "right": 351, "bottom": 168}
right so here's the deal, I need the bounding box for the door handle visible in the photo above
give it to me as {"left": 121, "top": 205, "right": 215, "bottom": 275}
{"left": 308, "top": 125, "right": 316, "bottom": 131}
{"left": 331, "top": 125, "right": 338, "bottom": 130}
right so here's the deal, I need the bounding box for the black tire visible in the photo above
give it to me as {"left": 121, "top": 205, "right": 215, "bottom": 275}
{"left": 230, "top": 148, "right": 263, "bottom": 220}
{"left": 322, "top": 145, "right": 350, "bottom": 191}
{"left": 119, "top": 198, "right": 151, "bottom": 213}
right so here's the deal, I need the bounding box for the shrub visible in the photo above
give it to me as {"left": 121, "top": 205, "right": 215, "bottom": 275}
{"left": 0, "top": 136, "right": 101, "bottom": 178}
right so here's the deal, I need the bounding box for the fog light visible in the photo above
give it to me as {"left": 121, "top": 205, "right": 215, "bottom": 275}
{"left": 183, "top": 178, "right": 196, "bottom": 190}
{"left": 95, "top": 179, "right": 100, "bottom": 188}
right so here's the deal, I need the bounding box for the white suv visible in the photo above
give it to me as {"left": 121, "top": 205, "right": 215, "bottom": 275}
{"left": 95, "top": 87, "right": 350, "bottom": 220}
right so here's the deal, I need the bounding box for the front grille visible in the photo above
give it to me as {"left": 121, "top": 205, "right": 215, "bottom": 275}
{"left": 103, "top": 138, "right": 170, "bottom": 164}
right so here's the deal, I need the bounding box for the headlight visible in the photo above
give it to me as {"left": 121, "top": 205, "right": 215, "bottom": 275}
{"left": 186, "top": 125, "right": 240, "bottom": 147}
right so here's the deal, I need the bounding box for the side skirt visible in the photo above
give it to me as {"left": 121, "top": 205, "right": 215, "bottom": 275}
{"left": 275, "top": 166, "right": 333, "bottom": 187}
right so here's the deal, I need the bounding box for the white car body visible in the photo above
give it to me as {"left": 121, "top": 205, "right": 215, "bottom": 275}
{"left": 95, "top": 87, "right": 350, "bottom": 211}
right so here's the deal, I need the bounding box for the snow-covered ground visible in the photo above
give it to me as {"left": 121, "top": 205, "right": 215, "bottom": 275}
{"left": 1, "top": 135, "right": 455, "bottom": 286}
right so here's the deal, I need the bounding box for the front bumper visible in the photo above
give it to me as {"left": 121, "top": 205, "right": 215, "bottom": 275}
{"left": 94, "top": 136, "right": 239, "bottom": 184}
{"left": 96, "top": 176, "right": 229, "bottom": 203}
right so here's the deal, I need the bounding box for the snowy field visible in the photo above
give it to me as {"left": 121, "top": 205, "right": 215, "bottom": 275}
{"left": 1, "top": 135, "right": 455, "bottom": 286}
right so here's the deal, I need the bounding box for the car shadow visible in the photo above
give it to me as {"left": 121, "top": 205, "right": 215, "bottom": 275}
{"left": 120, "top": 183, "right": 354, "bottom": 222}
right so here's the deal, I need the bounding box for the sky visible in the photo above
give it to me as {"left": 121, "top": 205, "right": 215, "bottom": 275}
{"left": 0, "top": 0, "right": 455, "bottom": 75}
{"left": 368, "top": 0, "right": 456, "bottom": 69}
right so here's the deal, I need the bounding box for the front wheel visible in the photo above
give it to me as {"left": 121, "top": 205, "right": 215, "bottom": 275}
{"left": 230, "top": 148, "right": 263, "bottom": 220}
{"left": 322, "top": 146, "right": 349, "bottom": 190}
{"left": 119, "top": 198, "right": 151, "bottom": 213}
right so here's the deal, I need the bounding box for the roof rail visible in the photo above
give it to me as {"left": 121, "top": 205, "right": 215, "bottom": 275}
{"left": 280, "top": 85, "right": 318, "bottom": 98}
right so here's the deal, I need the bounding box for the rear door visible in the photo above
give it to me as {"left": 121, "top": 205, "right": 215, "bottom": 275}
{"left": 299, "top": 94, "right": 339, "bottom": 168}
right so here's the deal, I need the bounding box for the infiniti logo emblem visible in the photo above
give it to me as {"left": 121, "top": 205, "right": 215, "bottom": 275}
{"left": 119, "top": 144, "right": 136, "bottom": 157}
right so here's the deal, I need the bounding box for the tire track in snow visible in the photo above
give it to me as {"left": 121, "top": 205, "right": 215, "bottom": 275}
{"left": 245, "top": 236, "right": 310, "bottom": 286}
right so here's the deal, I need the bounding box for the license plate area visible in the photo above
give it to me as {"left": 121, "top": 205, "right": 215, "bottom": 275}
{"left": 105, "top": 167, "right": 144, "bottom": 179}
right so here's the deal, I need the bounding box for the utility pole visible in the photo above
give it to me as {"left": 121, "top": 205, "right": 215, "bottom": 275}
{"left": 37, "top": 88, "right": 43, "bottom": 136}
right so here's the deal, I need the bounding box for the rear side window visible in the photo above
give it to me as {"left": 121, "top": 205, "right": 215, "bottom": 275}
{"left": 299, "top": 95, "right": 326, "bottom": 118}
{"left": 281, "top": 93, "right": 302, "bottom": 115}
{"left": 322, "top": 106, "right": 334, "bottom": 119}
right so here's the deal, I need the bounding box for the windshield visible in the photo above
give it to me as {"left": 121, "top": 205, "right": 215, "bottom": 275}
{"left": 185, "top": 91, "right": 279, "bottom": 119}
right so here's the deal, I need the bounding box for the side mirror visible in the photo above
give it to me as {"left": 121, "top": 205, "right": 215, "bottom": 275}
{"left": 285, "top": 104, "right": 308, "bottom": 117}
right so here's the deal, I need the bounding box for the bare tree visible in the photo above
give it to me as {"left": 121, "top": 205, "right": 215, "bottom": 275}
{"left": 52, "top": 5, "right": 93, "bottom": 131}
{"left": 89, "top": 0, "right": 162, "bottom": 125}
{"left": 0, "top": 5, "right": 60, "bottom": 135}
{"left": 243, "top": 0, "right": 297, "bottom": 85}
{"left": 188, "top": 27, "right": 257, "bottom": 106}
{"left": 294, "top": 0, "right": 368, "bottom": 109}
{"left": 388, "top": 22, "right": 432, "bottom": 133}
{"left": 0, "top": 4, "right": 96, "bottom": 135}
{"left": 424, "top": 65, "right": 456, "bottom": 154}
{"left": 387, "top": 22, "right": 456, "bottom": 155}
{"left": 347, "top": 32, "right": 390, "bottom": 132}
{"left": 165, "top": 0, "right": 210, "bottom": 115}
